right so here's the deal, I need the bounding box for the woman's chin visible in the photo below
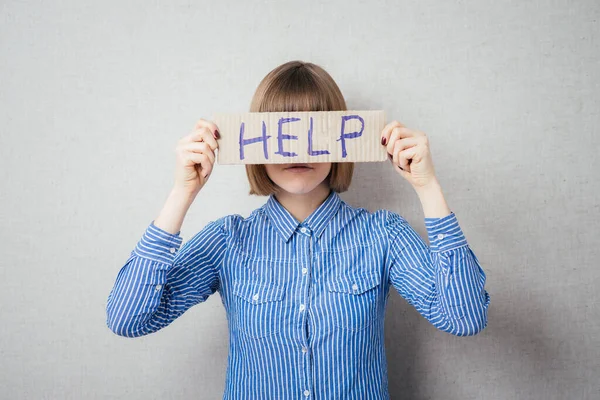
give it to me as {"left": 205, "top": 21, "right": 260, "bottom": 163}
{"left": 276, "top": 184, "right": 320, "bottom": 196}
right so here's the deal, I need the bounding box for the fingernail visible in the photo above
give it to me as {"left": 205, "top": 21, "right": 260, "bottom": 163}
{"left": 214, "top": 130, "right": 220, "bottom": 139}
{"left": 381, "top": 137, "right": 387, "bottom": 146}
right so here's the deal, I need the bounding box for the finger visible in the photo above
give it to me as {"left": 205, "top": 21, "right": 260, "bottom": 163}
{"left": 392, "top": 142, "right": 401, "bottom": 167}
{"left": 386, "top": 126, "right": 414, "bottom": 154}
{"left": 381, "top": 120, "right": 404, "bottom": 146}
{"left": 195, "top": 167, "right": 211, "bottom": 180}
{"left": 392, "top": 143, "right": 406, "bottom": 170}
{"left": 389, "top": 127, "right": 424, "bottom": 155}
{"left": 183, "top": 142, "right": 215, "bottom": 165}
{"left": 188, "top": 152, "right": 212, "bottom": 178}
{"left": 391, "top": 147, "right": 409, "bottom": 175}
{"left": 398, "top": 147, "right": 418, "bottom": 172}
{"left": 180, "top": 127, "right": 212, "bottom": 145}
{"left": 196, "top": 127, "right": 219, "bottom": 151}
{"left": 391, "top": 137, "right": 419, "bottom": 161}
{"left": 194, "top": 119, "right": 220, "bottom": 139}
{"left": 396, "top": 165, "right": 411, "bottom": 179}
{"left": 186, "top": 151, "right": 205, "bottom": 166}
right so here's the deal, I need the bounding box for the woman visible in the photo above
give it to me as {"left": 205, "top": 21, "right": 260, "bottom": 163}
{"left": 106, "top": 60, "right": 490, "bottom": 399}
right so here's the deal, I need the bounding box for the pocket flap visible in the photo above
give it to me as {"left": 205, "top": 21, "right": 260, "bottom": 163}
{"left": 232, "top": 279, "right": 285, "bottom": 304}
{"left": 327, "top": 271, "right": 381, "bottom": 294}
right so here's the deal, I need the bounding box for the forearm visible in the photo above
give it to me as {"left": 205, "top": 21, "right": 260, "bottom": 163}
{"left": 414, "top": 179, "right": 451, "bottom": 219}
{"left": 434, "top": 245, "right": 490, "bottom": 335}
{"left": 386, "top": 208, "right": 490, "bottom": 336}
{"left": 106, "top": 222, "right": 185, "bottom": 337}
{"left": 424, "top": 212, "right": 490, "bottom": 335}
{"left": 106, "top": 256, "right": 169, "bottom": 337}
{"left": 154, "top": 188, "right": 197, "bottom": 234}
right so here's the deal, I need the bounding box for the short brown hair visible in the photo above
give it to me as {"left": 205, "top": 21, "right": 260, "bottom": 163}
{"left": 246, "top": 60, "right": 354, "bottom": 196}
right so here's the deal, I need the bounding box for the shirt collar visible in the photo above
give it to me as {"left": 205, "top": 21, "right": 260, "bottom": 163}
{"left": 263, "top": 189, "right": 342, "bottom": 243}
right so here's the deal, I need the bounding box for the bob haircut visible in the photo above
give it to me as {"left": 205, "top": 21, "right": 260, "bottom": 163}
{"left": 246, "top": 60, "right": 354, "bottom": 196}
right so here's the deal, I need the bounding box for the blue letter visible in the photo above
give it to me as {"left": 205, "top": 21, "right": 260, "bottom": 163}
{"left": 337, "top": 115, "right": 364, "bottom": 158}
{"left": 239, "top": 121, "right": 271, "bottom": 160}
{"left": 274, "top": 117, "right": 299, "bottom": 158}
{"left": 307, "top": 116, "right": 330, "bottom": 156}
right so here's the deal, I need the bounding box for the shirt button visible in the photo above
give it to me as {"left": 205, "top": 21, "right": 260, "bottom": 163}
{"left": 352, "top": 283, "right": 358, "bottom": 291}
{"left": 169, "top": 247, "right": 176, "bottom": 253}
{"left": 302, "top": 347, "right": 308, "bottom": 353}
{"left": 303, "top": 390, "right": 310, "bottom": 396}
{"left": 437, "top": 234, "right": 445, "bottom": 240}
{"left": 302, "top": 267, "right": 308, "bottom": 274}
{"left": 253, "top": 294, "right": 259, "bottom": 301}
{"left": 299, "top": 304, "right": 305, "bottom": 311}
{"left": 300, "top": 227, "right": 308, "bottom": 234}
{"left": 155, "top": 284, "right": 162, "bottom": 291}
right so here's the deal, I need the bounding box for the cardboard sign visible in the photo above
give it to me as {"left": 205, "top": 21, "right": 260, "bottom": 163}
{"left": 213, "top": 110, "right": 386, "bottom": 164}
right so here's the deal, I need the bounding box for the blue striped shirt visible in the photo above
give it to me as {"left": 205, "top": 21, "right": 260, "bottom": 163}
{"left": 106, "top": 189, "right": 490, "bottom": 399}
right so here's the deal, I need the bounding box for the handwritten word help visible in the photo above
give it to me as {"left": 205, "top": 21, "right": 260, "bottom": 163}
{"left": 238, "top": 115, "right": 364, "bottom": 161}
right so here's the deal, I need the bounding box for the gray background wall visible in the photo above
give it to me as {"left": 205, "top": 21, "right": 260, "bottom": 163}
{"left": 1, "top": 0, "right": 598, "bottom": 399}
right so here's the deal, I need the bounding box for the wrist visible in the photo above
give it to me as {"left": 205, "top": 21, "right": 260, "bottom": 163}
{"left": 153, "top": 188, "right": 196, "bottom": 235}
{"left": 170, "top": 187, "right": 198, "bottom": 205}
{"left": 414, "top": 178, "right": 442, "bottom": 198}
{"left": 414, "top": 180, "right": 452, "bottom": 218}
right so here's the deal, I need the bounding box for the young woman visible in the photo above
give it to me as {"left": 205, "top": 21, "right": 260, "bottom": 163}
{"left": 106, "top": 60, "right": 490, "bottom": 399}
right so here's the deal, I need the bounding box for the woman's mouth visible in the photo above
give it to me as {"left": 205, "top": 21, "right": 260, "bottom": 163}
{"left": 285, "top": 164, "right": 313, "bottom": 173}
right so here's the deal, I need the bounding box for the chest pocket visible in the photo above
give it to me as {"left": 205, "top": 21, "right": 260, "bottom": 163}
{"left": 326, "top": 271, "right": 381, "bottom": 332}
{"left": 231, "top": 279, "right": 285, "bottom": 339}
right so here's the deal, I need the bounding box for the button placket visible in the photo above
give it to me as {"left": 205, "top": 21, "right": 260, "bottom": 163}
{"left": 299, "top": 227, "right": 313, "bottom": 398}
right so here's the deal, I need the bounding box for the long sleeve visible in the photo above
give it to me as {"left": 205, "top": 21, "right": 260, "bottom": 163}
{"left": 385, "top": 211, "right": 490, "bottom": 336}
{"left": 106, "top": 218, "right": 228, "bottom": 337}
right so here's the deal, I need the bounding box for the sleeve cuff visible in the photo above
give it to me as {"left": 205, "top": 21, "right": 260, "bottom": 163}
{"left": 424, "top": 212, "right": 468, "bottom": 252}
{"left": 133, "top": 220, "right": 184, "bottom": 265}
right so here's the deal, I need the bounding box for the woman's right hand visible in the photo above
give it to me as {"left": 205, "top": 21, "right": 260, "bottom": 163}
{"left": 173, "top": 119, "right": 220, "bottom": 197}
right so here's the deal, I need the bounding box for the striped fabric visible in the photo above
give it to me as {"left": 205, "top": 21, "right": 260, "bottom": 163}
{"left": 106, "top": 190, "right": 490, "bottom": 399}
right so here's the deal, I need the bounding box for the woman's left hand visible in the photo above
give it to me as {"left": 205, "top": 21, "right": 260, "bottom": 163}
{"left": 381, "top": 120, "right": 438, "bottom": 189}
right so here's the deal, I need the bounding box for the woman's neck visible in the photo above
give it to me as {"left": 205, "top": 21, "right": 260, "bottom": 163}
{"left": 274, "top": 184, "right": 331, "bottom": 223}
